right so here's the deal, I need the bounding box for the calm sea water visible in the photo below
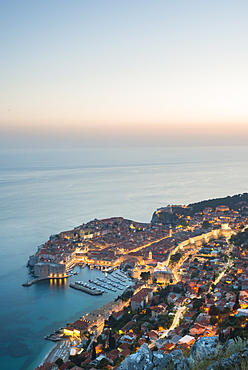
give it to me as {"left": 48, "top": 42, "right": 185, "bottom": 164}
{"left": 0, "top": 146, "right": 248, "bottom": 370}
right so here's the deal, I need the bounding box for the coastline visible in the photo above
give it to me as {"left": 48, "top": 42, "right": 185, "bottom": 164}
{"left": 41, "top": 342, "right": 60, "bottom": 365}
{"left": 41, "top": 339, "right": 70, "bottom": 365}
{"left": 39, "top": 271, "right": 133, "bottom": 367}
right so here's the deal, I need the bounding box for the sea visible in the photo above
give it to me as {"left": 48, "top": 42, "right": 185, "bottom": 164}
{"left": 0, "top": 145, "right": 248, "bottom": 370}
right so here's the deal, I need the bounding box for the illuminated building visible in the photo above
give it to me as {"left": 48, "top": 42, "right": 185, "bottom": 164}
{"left": 33, "top": 262, "right": 66, "bottom": 277}
{"left": 152, "top": 262, "right": 172, "bottom": 284}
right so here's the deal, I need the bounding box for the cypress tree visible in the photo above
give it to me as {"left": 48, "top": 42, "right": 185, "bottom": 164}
{"left": 109, "top": 330, "right": 116, "bottom": 350}
{"left": 233, "top": 291, "right": 240, "bottom": 311}
{"left": 91, "top": 341, "right": 96, "bottom": 360}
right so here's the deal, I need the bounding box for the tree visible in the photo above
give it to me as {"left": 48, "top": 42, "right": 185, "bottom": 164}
{"left": 209, "top": 304, "right": 220, "bottom": 316}
{"left": 108, "top": 330, "right": 116, "bottom": 350}
{"left": 219, "top": 330, "right": 225, "bottom": 343}
{"left": 170, "top": 252, "right": 182, "bottom": 264}
{"left": 233, "top": 292, "right": 240, "bottom": 311}
{"left": 140, "top": 271, "right": 151, "bottom": 281}
{"left": 210, "top": 315, "right": 219, "bottom": 325}
{"left": 146, "top": 307, "right": 151, "bottom": 316}
{"left": 150, "top": 298, "right": 155, "bottom": 306}
{"left": 91, "top": 342, "right": 96, "bottom": 360}
{"left": 98, "top": 357, "right": 112, "bottom": 368}
{"left": 55, "top": 358, "right": 64, "bottom": 366}
{"left": 202, "top": 220, "right": 210, "bottom": 229}
{"left": 193, "top": 298, "right": 204, "bottom": 310}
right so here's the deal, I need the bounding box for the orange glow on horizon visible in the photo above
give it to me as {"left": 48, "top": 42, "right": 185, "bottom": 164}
{"left": 1, "top": 120, "right": 248, "bottom": 149}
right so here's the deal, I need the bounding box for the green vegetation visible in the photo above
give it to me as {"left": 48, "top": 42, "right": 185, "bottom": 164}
{"left": 140, "top": 271, "right": 151, "bottom": 280}
{"left": 202, "top": 220, "right": 210, "bottom": 229}
{"left": 230, "top": 229, "right": 248, "bottom": 247}
{"left": 118, "top": 288, "right": 134, "bottom": 301}
{"left": 108, "top": 330, "right": 116, "bottom": 349}
{"left": 185, "top": 338, "right": 248, "bottom": 370}
{"left": 192, "top": 297, "right": 204, "bottom": 310}
{"left": 170, "top": 252, "right": 183, "bottom": 265}
{"left": 177, "top": 218, "right": 189, "bottom": 228}
{"left": 91, "top": 342, "right": 96, "bottom": 360}
{"left": 188, "top": 193, "right": 248, "bottom": 213}
{"left": 106, "top": 307, "right": 133, "bottom": 333}
{"left": 55, "top": 358, "right": 64, "bottom": 366}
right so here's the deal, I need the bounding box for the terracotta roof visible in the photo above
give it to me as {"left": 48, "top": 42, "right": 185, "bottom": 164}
{"left": 121, "top": 348, "right": 131, "bottom": 357}
{"left": 33, "top": 363, "right": 58, "bottom": 370}
{"left": 160, "top": 343, "right": 175, "bottom": 351}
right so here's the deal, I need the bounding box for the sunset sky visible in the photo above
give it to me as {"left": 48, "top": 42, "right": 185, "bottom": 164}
{"left": 1, "top": 1, "right": 248, "bottom": 148}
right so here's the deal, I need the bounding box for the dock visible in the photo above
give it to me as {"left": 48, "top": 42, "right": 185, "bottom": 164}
{"left": 69, "top": 283, "right": 102, "bottom": 295}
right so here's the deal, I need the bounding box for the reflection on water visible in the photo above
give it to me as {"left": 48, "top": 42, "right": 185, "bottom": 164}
{"left": 49, "top": 278, "right": 68, "bottom": 289}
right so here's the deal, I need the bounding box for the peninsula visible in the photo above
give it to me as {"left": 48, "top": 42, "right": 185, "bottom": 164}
{"left": 29, "top": 193, "right": 248, "bottom": 370}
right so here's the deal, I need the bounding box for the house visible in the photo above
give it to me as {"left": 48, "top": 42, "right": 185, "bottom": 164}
{"left": 167, "top": 293, "right": 180, "bottom": 304}
{"left": 105, "top": 352, "right": 118, "bottom": 364}
{"left": 81, "top": 357, "right": 92, "bottom": 366}
{"left": 147, "top": 330, "right": 159, "bottom": 340}
{"left": 160, "top": 343, "right": 175, "bottom": 351}
{"left": 178, "top": 335, "right": 195, "bottom": 346}
{"left": 118, "top": 348, "right": 130, "bottom": 357}
{"left": 121, "top": 320, "right": 136, "bottom": 333}
{"left": 236, "top": 308, "right": 248, "bottom": 316}
{"left": 33, "top": 363, "right": 58, "bottom": 370}
{"left": 90, "top": 354, "right": 112, "bottom": 367}
{"left": 151, "top": 305, "right": 166, "bottom": 318}
{"left": 175, "top": 296, "right": 188, "bottom": 307}
{"left": 141, "top": 321, "right": 150, "bottom": 333}
{"left": 120, "top": 332, "right": 137, "bottom": 343}
{"left": 183, "top": 311, "right": 195, "bottom": 322}
{"left": 118, "top": 342, "right": 131, "bottom": 351}
{"left": 189, "top": 323, "right": 207, "bottom": 336}
{"left": 138, "top": 338, "right": 147, "bottom": 346}
{"left": 195, "top": 313, "right": 211, "bottom": 326}
{"left": 151, "top": 294, "right": 160, "bottom": 304}
{"left": 59, "top": 362, "right": 76, "bottom": 370}
{"left": 169, "top": 335, "right": 182, "bottom": 344}
{"left": 112, "top": 310, "right": 125, "bottom": 321}
{"left": 130, "top": 288, "right": 154, "bottom": 310}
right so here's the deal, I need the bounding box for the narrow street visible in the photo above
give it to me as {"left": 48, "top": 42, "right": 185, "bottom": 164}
{"left": 159, "top": 305, "right": 186, "bottom": 339}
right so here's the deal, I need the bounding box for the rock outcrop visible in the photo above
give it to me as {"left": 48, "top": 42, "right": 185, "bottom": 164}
{"left": 118, "top": 343, "right": 183, "bottom": 370}
{"left": 207, "top": 339, "right": 248, "bottom": 370}
{"left": 190, "top": 336, "right": 220, "bottom": 361}
{"left": 118, "top": 337, "right": 248, "bottom": 370}
{"left": 151, "top": 210, "right": 178, "bottom": 226}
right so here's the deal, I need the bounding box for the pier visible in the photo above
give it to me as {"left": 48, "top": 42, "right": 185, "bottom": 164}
{"left": 22, "top": 275, "right": 69, "bottom": 287}
{"left": 69, "top": 283, "right": 102, "bottom": 295}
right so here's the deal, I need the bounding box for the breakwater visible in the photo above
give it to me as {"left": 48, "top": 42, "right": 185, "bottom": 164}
{"left": 69, "top": 283, "right": 102, "bottom": 295}
{"left": 22, "top": 275, "right": 69, "bottom": 286}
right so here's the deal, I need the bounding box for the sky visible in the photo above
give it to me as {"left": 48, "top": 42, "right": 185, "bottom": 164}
{"left": 1, "top": 0, "right": 248, "bottom": 148}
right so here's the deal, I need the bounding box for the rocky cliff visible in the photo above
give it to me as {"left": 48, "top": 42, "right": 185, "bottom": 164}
{"left": 118, "top": 337, "right": 248, "bottom": 370}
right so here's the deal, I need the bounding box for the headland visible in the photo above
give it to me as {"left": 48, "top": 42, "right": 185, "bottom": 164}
{"left": 29, "top": 193, "right": 248, "bottom": 369}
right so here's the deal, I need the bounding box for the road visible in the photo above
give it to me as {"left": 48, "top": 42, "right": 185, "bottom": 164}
{"left": 159, "top": 306, "right": 186, "bottom": 339}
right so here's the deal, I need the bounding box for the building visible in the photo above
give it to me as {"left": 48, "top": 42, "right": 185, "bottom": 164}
{"left": 152, "top": 262, "right": 172, "bottom": 284}
{"left": 34, "top": 262, "right": 66, "bottom": 277}
{"left": 130, "top": 288, "right": 154, "bottom": 310}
